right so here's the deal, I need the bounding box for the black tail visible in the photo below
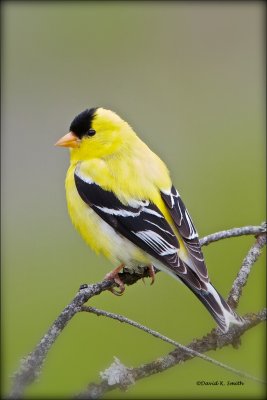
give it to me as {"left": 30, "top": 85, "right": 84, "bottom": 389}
{"left": 179, "top": 273, "right": 243, "bottom": 332}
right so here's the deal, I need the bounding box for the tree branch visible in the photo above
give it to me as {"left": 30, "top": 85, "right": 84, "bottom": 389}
{"left": 80, "top": 305, "right": 265, "bottom": 381}
{"left": 199, "top": 222, "right": 266, "bottom": 247}
{"left": 227, "top": 233, "right": 267, "bottom": 309}
{"left": 9, "top": 280, "right": 113, "bottom": 399}
{"left": 76, "top": 308, "right": 266, "bottom": 399}
{"left": 8, "top": 223, "right": 266, "bottom": 399}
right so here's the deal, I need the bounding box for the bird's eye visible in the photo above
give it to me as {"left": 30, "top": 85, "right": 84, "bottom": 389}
{"left": 87, "top": 129, "right": 96, "bottom": 136}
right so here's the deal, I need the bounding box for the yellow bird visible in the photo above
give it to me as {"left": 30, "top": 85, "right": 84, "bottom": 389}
{"left": 56, "top": 107, "right": 242, "bottom": 332}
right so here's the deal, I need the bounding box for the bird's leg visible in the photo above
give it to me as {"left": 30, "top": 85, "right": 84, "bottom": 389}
{"left": 104, "top": 264, "right": 125, "bottom": 296}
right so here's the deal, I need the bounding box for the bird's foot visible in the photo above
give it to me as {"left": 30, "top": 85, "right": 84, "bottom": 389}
{"left": 142, "top": 265, "right": 156, "bottom": 286}
{"left": 105, "top": 264, "right": 125, "bottom": 296}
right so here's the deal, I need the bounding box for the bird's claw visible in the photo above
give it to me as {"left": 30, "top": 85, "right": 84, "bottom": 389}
{"left": 141, "top": 265, "right": 155, "bottom": 286}
{"left": 148, "top": 265, "right": 155, "bottom": 285}
{"left": 109, "top": 284, "right": 125, "bottom": 296}
{"left": 110, "top": 275, "right": 125, "bottom": 295}
{"left": 105, "top": 265, "right": 125, "bottom": 296}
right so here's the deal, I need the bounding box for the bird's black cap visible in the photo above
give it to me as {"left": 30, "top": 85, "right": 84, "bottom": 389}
{"left": 69, "top": 108, "right": 97, "bottom": 138}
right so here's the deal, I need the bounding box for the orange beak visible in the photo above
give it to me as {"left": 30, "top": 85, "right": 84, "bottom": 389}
{"left": 55, "top": 132, "right": 80, "bottom": 148}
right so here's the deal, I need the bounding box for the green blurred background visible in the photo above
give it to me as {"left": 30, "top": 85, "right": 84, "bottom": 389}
{"left": 1, "top": 2, "right": 265, "bottom": 398}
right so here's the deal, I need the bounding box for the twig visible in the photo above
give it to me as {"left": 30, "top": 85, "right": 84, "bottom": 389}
{"left": 199, "top": 222, "right": 266, "bottom": 246}
{"left": 9, "top": 280, "right": 113, "bottom": 399}
{"left": 8, "top": 223, "right": 266, "bottom": 399}
{"left": 76, "top": 308, "right": 266, "bottom": 399}
{"left": 227, "top": 233, "right": 267, "bottom": 309}
{"left": 80, "top": 305, "right": 265, "bottom": 383}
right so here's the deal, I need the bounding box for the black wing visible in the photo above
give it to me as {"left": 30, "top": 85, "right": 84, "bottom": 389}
{"left": 74, "top": 171, "right": 187, "bottom": 273}
{"left": 161, "top": 185, "right": 208, "bottom": 281}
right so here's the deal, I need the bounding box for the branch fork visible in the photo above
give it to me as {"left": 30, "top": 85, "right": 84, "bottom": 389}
{"left": 8, "top": 223, "right": 266, "bottom": 399}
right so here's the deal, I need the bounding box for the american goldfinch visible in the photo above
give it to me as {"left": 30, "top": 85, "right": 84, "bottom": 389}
{"left": 55, "top": 107, "right": 242, "bottom": 332}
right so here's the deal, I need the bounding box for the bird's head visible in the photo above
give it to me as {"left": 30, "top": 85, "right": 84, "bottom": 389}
{"left": 55, "top": 107, "right": 134, "bottom": 161}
